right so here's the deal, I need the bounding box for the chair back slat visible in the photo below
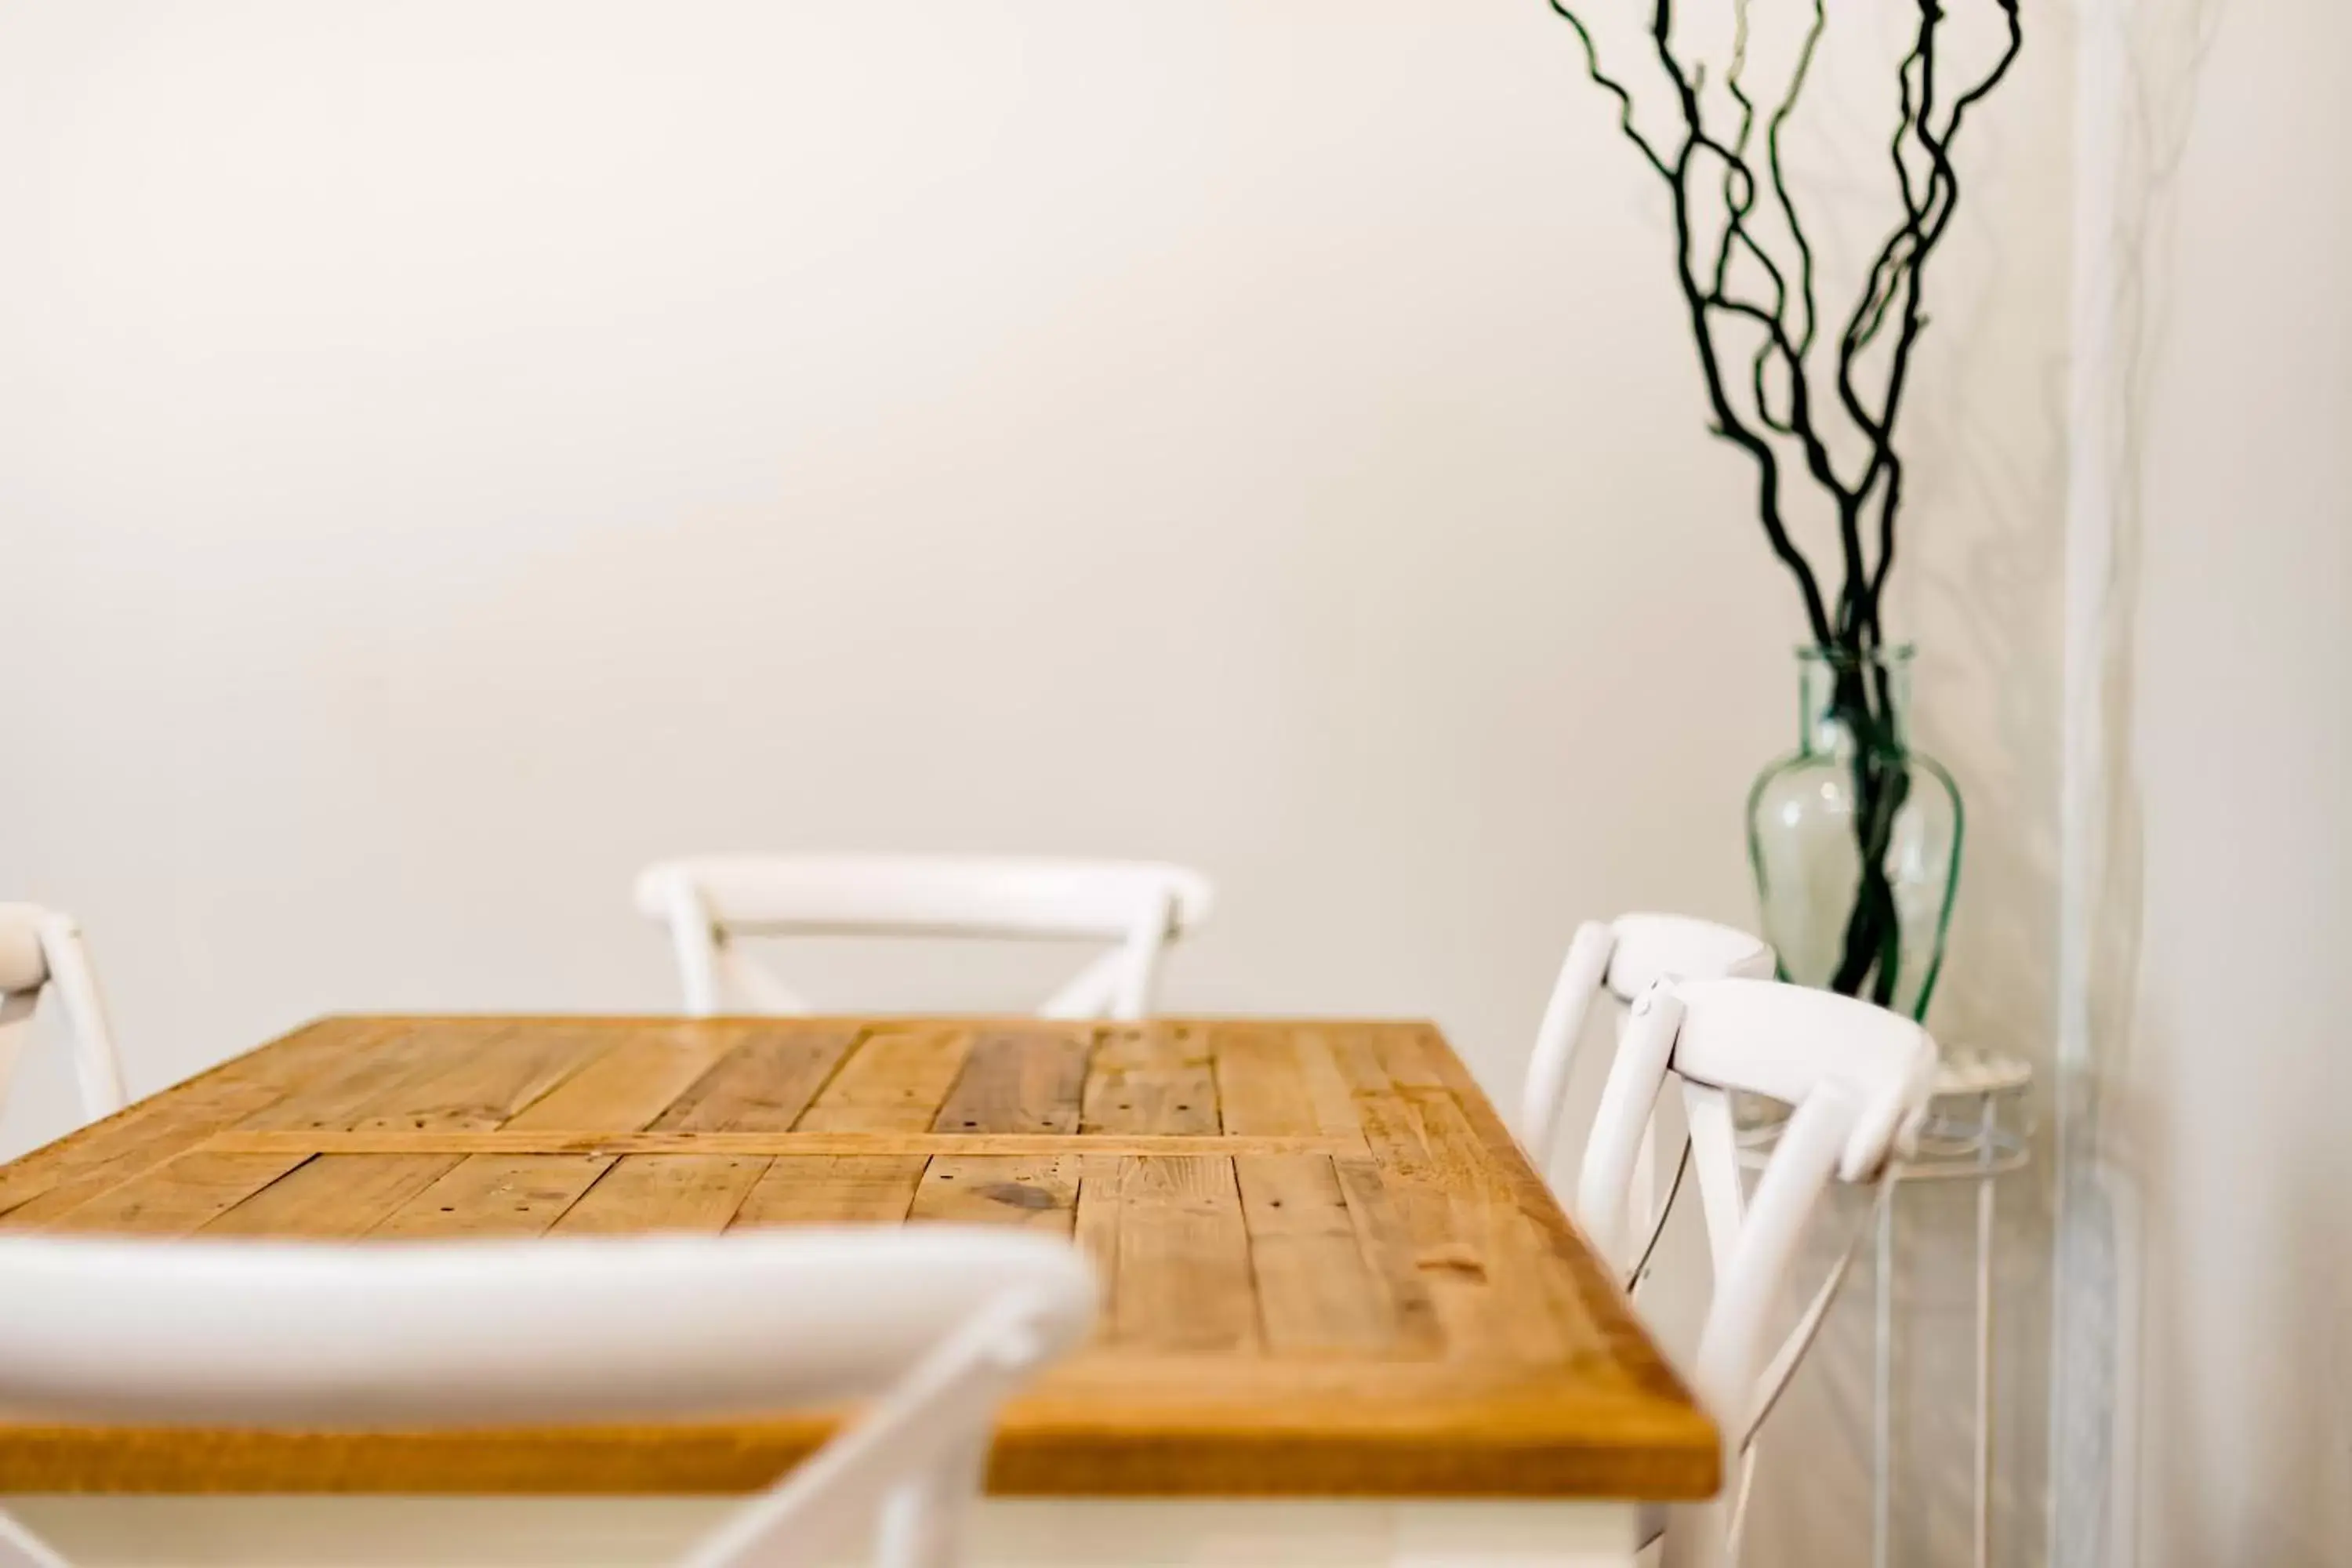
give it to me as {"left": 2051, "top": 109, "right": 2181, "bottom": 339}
{"left": 1578, "top": 977, "right": 1938, "bottom": 1568}
{"left": 0, "top": 1228, "right": 1096, "bottom": 1568}
{"left": 1519, "top": 913, "right": 1773, "bottom": 1247}
{"left": 0, "top": 906, "right": 127, "bottom": 1128}
{"left": 637, "top": 856, "right": 1212, "bottom": 1022}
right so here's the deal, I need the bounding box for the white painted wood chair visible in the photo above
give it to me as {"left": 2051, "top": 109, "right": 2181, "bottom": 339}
{"left": 1577, "top": 977, "right": 1937, "bottom": 1568}
{"left": 635, "top": 856, "right": 1214, "bottom": 1021}
{"left": 0, "top": 906, "right": 127, "bottom": 1130}
{"left": 0, "top": 1227, "right": 1096, "bottom": 1568}
{"left": 1518, "top": 914, "right": 1773, "bottom": 1277}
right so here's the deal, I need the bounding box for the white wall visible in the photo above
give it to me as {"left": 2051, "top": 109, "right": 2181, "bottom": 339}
{"left": 0, "top": 0, "right": 1790, "bottom": 1112}
{"left": 2053, "top": 2, "right": 2352, "bottom": 1564}
{"left": 0, "top": 5, "right": 2071, "bottom": 1562}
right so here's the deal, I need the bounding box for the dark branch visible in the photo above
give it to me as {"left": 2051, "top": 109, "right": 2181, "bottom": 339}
{"left": 1767, "top": 0, "right": 1828, "bottom": 354}
{"left": 1541, "top": 0, "right": 2023, "bottom": 1006}
{"left": 1646, "top": 0, "right": 1835, "bottom": 643}
{"left": 1852, "top": 0, "right": 2026, "bottom": 636}
{"left": 1544, "top": 0, "right": 1674, "bottom": 180}
{"left": 1541, "top": 0, "right": 2024, "bottom": 649}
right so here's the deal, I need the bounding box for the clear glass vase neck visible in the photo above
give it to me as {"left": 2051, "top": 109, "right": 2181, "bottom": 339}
{"left": 1797, "top": 644, "right": 1915, "bottom": 757}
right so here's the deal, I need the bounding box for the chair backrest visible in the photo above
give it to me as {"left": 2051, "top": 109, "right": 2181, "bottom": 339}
{"left": 1518, "top": 913, "right": 1773, "bottom": 1185}
{"left": 0, "top": 906, "right": 128, "bottom": 1129}
{"left": 635, "top": 856, "right": 1215, "bottom": 1021}
{"left": 1577, "top": 976, "right": 1935, "bottom": 1563}
{"left": 0, "top": 1227, "right": 1096, "bottom": 1568}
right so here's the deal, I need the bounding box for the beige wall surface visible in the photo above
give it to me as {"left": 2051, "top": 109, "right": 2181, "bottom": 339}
{"left": 2054, "top": 2, "right": 2352, "bottom": 1565}
{"left": 0, "top": 6, "right": 2069, "bottom": 1563}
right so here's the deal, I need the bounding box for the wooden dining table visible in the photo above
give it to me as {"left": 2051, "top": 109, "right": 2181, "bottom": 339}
{"left": 0, "top": 1014, "right": 1717, "bottom": 1567}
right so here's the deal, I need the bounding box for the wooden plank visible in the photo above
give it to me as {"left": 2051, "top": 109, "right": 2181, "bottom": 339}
{"left": 0, "top": 1014, "right": 1721, "bottom": 1502}
{"left": 1288, "top": 1028, "right": 1370, "bottom": 1139}
{"left": 1320, "top": 1024, "right": 1397, "bottom": 1098}
{"left": 791, "top": 1026, "right": 971, "bottom": 1133}
{"left": 1209, "top": 1022, "right": 1316, "bottom": 1136}
{"left": 1366, "top": 1024, "right": 1446, "bottom": 1092}
{"left": 204, "top": 1131, "right": 1356, "bottom": 1158}
{"left": 1233, "top": 1155, "right": 1395, "bottom": 1355}
{"left": 0, "top": 1017, "right": 371, "bottom": 1222}
{"left": 1081, "top": 1023, "right": 1218, "bottom": 1136}
{"left": 368, "top": 1154, "right": 615, "bottom": 1239}
{"left": 1332, "top": 1156, "right": 1445, "bottom": 1356}
{"left": 1376, "top": 1024, "right": 1590, "bottom": 1363}
{"left": 930, "top": 1026, "right": 1093, "bottom": 1134}
{"left": 1403, "top": 1024, "right": 1691, "bottom": 1405}
{"left": 1105, "top": 1156, "right": 1256, "bottom": 1354}
{"left": 1407, "top": 1086, "right": 1573, "bottom": 1364}
{"left": 908, "top": 1155, "right": 1080, "bottom": 1236}
{"left": 0, "top": 1077, "right": 294, "bottom": 1225}
{"left": 550, "top": 1155, "right": 771, "bottom": 1235}
{"left": 21, "top": 1151, "right": 311, "bottom": 1236}
{"left": 1072, "top": 1155, "right": 1123, "bottom": 1327}
{"left": 730, "top": 1156, "right": 927, "bottom": 1229}
{"left": 648, "top": 1025, "right": 862, "bottom": 1132}
{"left": 348, "top": 1027, "right": 612, "bottom": 1133}
{"left": 1334, "top": 1030, "right": 1515, "bottom": 1362}
{"left": 235, "top": 1021, "right": 491, "bottom": 1132}
{"left": 201, "top": 1154, "right": 467, "bottom": 1239}
{"left": 502, "top": 1026, "right": 748, "bottom": 1131}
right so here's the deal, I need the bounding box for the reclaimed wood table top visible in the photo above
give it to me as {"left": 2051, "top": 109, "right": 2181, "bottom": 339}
{"left": 0, "top": 1015, "right": 1719, "bottom": 1500}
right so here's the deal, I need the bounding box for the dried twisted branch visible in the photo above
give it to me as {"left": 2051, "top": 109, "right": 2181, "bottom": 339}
{"left": 1544, "top": 0, "right": 2025, "bottom": 651}
{"left": 1544, "top": 0, "right": 2024, "bottom": 1007}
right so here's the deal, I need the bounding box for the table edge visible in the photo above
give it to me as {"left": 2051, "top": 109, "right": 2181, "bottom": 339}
{"left": 0, "top": 1014, "right": 1722, "bottom": 1502}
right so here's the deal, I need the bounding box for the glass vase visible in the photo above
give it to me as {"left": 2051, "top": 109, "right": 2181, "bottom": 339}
{"left": 1745, "top": 644, "right": 1962, "bottom": 1021}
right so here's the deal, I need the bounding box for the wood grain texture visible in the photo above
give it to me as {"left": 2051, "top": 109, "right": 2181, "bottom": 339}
{"left": 232, "top": 1020, "right": 459, "bottom": 1133}
{"left": 792, "top": 1025, "right": 971, "bottom": 1133}
{"left": 502, "top": 1027, "right": 747, "bottom": 1132}
{"left": 1083, "top": 1024, "right": 1217, "bottom": 1136}
{"left": 0, "top": 1014, "right": 1719, "bottom": 1501}
{"left": 1331, "top": 1156, "right": 1445, "bottom": 1356}
{"left": 1234, "top": 1155, "right": 1395, "bottom": 1355}
{"left": 1207, "top": 1022, "right": 1316, "bottom": 1136}
{"left": 198, "top": 1154, "right": 466, "bottom": 1240}
{"left": 1103, "top": 1155, "right": 1256, "bottom": 1354}
{"left": 368, "top": 1155, "right": 616, "bottom": 1240}
{"left": 10, "top": 1151, "right": 310, "bottom": 1236}
{"left": 205, "top": 1131, "right": 1355, "bottom": 1157}
{"left": 648, "top": 1025, "right": 861, "bottom": 1132}
{"left": 347, "top": 1027, "right": 606, "bottom": 1134}
{"left": 550, "top": 1154, "right": 771, "bottom": 1236}
{"left": 0, "top": 1018, "right": 357, "bottom": 1223}
{"left": 930, "top": 1026, "right": 1093, "bottom": 1134}
{"left": 730, "top": 1156, "right": 925, "bottom": 1229}
{"left": 909, "top": 1154, "right": 1080, "bottom": 1236}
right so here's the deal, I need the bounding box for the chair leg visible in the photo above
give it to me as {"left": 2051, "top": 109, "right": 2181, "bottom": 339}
{"left": 0, "top": 1510, "right": 71, "bottom": 1568}
{"left": 875, "top": 1436, "right": 987, "bottom": 1568}
{"left": 1659, "top": 1497, "right": 1732, "bottom": 1568}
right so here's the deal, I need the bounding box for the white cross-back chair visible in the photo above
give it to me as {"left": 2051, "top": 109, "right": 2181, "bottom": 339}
{"left": 1517, "top": 913, "right": 1773, "bottom": 1276}
{"left": 0, "top": 1227, "right": 1094, "bottom": 1568}
{"left": 1577, "top": 978, "right": 1937, "bottom": 1568}
{"left": 0, "top": 906, "right": 127, "bottom": 1130}
{"left": 636, "top": 857, "right": 1214, "bottom": 1022}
